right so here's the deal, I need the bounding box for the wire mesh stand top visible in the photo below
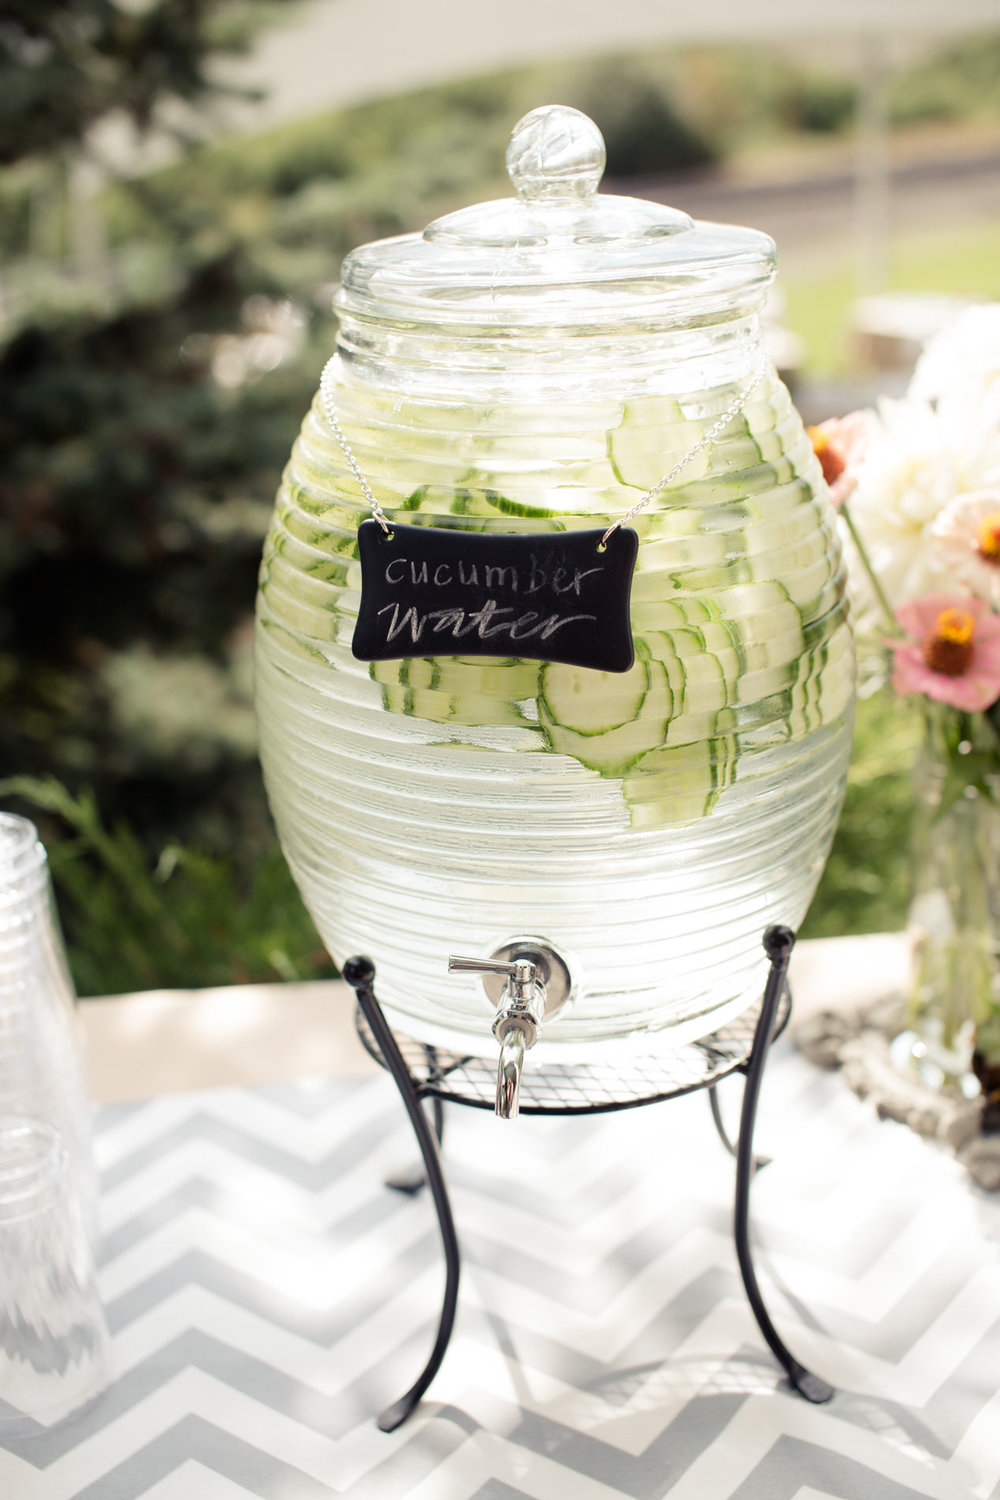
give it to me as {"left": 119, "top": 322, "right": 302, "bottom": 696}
{"left": 355, "top": 987, "right": 791, "bottom": 1116}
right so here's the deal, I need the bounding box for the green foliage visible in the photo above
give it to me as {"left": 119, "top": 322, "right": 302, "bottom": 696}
{"left": 111, "top": 72, "right": 518, "bottom": 249}
{"left": 579, "top": 66, "right": 717, "bottom": 176}
{"left": 0, "top": 0, "right": 329, "bottom": 978}
{"left": 0, "top": 777, "right": 334, "bottom": 995}
{"left": 891, "top": 33, "right": 1000, "bottom": 127}
{"left": 0, "top": 0, "right": 343, "bottom": 873}
{"left": 0, "top": 247, "right": 321, "bottom": 845}
{"left": 0, "top": 0, "right": 296, "bottom": 166}
{"left": 787, "top": 72, "right": 855, "bottom": 135}
{"left": 801, "top": 691, "right": 923, "bottom": 939}
{"left": 630, "top": 47, "right": 854, "bottom": 160}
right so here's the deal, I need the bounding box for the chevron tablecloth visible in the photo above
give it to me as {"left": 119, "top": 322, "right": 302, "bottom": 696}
{"left": 2, "top": 1040, "right": 998, "bottom": 1500}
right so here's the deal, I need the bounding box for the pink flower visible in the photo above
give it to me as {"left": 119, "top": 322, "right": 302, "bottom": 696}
{"left": 890, "top": 593, "right": 1000, "bottom": 711}
{"left": 807, "top": 409, "right": 878, "bottom": 510}
{"left": 930, "top": 489, "right": 1000, "bottom": 606}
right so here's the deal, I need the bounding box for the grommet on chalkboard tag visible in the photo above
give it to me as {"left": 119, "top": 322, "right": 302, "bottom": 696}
{"left": 353, "top": 522, "right": 639, "bottom": 674}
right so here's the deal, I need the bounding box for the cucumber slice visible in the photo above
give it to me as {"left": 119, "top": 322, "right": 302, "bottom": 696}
{"left": 370, "top": 655, "right": 539, "bottom": 728}
{"left": 743, "top": 394, "right": 787, "bottom": 464}
{"left": 632, "top": 528, "right": 733, "bottom": 587}
{"left": 623, "top": 734, "right": 736, "bottom": 829}
{"left": 677, "top": 621, "right": 742, "bottom": 714}
{"left": 256, "top": 614, "right": 331, "bottom": 666}
{"left": 432, "top": 657, "right": 542, "bottom": 699}
{"left": 538, "top": 653, "right": 672, "bottom": 776}
{"left": 396, "top": 485, "right": 564, "bottom": 524}
{"left": 644, "top": 619, "right": 742, "bottom": 721}
{"left": 784, "top": 619, "right": 854, "bottom": 739}
{"left": 703, "top": 581, "right": 806, "bottom": 695}
{"left": 640, "top": 630, "right": 687, "bottom": 709}
{"left": 608, "top": 396, "right": 708, "bottom": 491}
{"left": 541, "top": 656, "right": 648, "bottom": 735}
{"left": 261, "top": 578, "right": 340, "bottom": 641}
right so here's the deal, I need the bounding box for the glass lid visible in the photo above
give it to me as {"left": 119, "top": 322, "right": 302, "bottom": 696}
{"left": 335, "top": 105, "right": 776, "bottom": 330}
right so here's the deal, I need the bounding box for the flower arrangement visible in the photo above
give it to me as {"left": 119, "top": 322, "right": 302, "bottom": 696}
{"left": 809, "top": 303, "right": 1000, "bottom": 1097}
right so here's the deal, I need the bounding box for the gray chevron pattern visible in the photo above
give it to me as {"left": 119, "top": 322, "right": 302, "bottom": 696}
{"left": 1, "top": 1045, "right": 998, "bottom": 1500}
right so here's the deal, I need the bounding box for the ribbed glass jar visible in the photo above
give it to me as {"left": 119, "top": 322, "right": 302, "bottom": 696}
{"left": 254, "top": 108, "right": 854, "bottom": 1058}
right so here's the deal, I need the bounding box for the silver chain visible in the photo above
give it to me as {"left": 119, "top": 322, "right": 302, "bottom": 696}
{"left": 319, "top": 358, "right": 392, "bottom": 534}
{"left": 600, "top": 360, "right": 767, "bottom": 546}
{"left": 318, "top": 353, "right": 768, "bottom": 543}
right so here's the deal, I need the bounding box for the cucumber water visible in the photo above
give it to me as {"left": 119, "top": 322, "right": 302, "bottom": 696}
{"left": 255, "top": 362, "right": 854, "bottom": 1059}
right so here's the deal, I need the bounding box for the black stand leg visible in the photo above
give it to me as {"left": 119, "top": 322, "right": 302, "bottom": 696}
{"left": 708, "top": 1086, "right": 771, "bottom": 1171}
{"left": 734, "top": 926, "right": 834, "bottom": 1404}
{"left": 343, "top": 958, "right": 461, "bottom": 1432}
{"left": 386, "top": 1079, "right": 445, "bottom": 1195}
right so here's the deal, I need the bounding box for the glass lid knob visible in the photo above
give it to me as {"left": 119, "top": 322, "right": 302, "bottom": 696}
{"left": 505, "top": 105, "right": 606, "bottom": 203}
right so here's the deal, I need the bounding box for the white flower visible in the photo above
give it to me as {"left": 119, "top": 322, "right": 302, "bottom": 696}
{"left": 847, "top": 397, "right": 969, "bottom": 612}
{"left": 911, "top": 302, "right": 1000, "bottom": 406}
{"left": 834, "top": 302, "right": 1000, "bottom": 632}
{"left": 930, "top": 490, "right": 1000, "bottom": 607}
{"left": 845, "top": 376, "right": 1000, "bottom": 617}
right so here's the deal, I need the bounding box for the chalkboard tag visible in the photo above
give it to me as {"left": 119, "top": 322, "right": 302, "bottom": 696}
{"left": 353, "top": 521, "right": 638, "bottom": 673}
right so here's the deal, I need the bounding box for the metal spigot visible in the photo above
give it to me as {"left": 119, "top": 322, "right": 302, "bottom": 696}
{"left": 496, "top": 1028, "right": 528, "bottom": 1119}
{"left": 448, "top": 939, "right": 577, "bottom": 1120}
{"left": 448, "top": 953, "right": 546, "bottom": 1119}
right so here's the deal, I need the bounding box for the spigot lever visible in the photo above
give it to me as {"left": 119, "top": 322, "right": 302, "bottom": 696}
{"left": 448, "top": 954, "right": 538, "bottom": 994}
{"left": 448, "top": 956, "right": 524, "bottom": 975}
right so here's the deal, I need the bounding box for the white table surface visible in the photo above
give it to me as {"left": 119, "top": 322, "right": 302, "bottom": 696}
{"left": 6, "top": 932, "right": 998, "bottom": 1500}
{"left": 78, "top": 932, "right": 912, "bottom": 1103}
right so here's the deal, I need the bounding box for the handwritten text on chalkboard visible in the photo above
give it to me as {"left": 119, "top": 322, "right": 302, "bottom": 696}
{"left": 353, "top": 521, "right": 637, "bottom": 673}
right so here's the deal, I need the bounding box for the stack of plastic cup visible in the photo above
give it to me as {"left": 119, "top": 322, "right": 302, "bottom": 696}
{"left": 0, "top": 814, "right": 109, "bottom": 1427}
{"left": 0, "top": 1120, "right": 109, "bottom": 1430}
{"left": 0, "top": 814, "right": 96, "bottom": 1223}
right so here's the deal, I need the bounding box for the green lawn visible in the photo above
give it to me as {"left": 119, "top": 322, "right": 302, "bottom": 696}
{"left": 783, "top": 220, "right": 1000, "bottom": 373}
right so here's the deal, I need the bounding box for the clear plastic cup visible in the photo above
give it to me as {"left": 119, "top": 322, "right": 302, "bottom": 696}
{"left": 0, "top": 1119, "right": 110, "bottom": 1430}
{"left": 0, "top": 814, "right": 96, "bottom": 1228}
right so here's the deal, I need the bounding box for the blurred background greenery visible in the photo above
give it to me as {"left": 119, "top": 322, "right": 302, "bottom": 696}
{"left": 2, "top": 2, "right": 998, "bottom": 993}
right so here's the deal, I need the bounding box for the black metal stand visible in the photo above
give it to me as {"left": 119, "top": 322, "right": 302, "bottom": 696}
{"left": 342, "top": 924, "right": 833, "bottom": 1432}
{"left": 732, "top": 927, "right": 834, "bottom": 1405}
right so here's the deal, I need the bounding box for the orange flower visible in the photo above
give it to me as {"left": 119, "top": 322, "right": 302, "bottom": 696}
{"left": 922, "top": 607, "right": 975, "bottom": 676}
{"left": 807, "top": 425, "right": 846, "bottom": 486}
{"left": 807, "top": 410, "right": 877, "bottom": 511}
{"left": 976, "top": 514, "right": 1000, "bottom": 562}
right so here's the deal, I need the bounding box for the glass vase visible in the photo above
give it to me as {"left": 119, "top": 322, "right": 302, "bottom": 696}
{"left": 894, "top": 708, "right": 1000, "bottom": 1093}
